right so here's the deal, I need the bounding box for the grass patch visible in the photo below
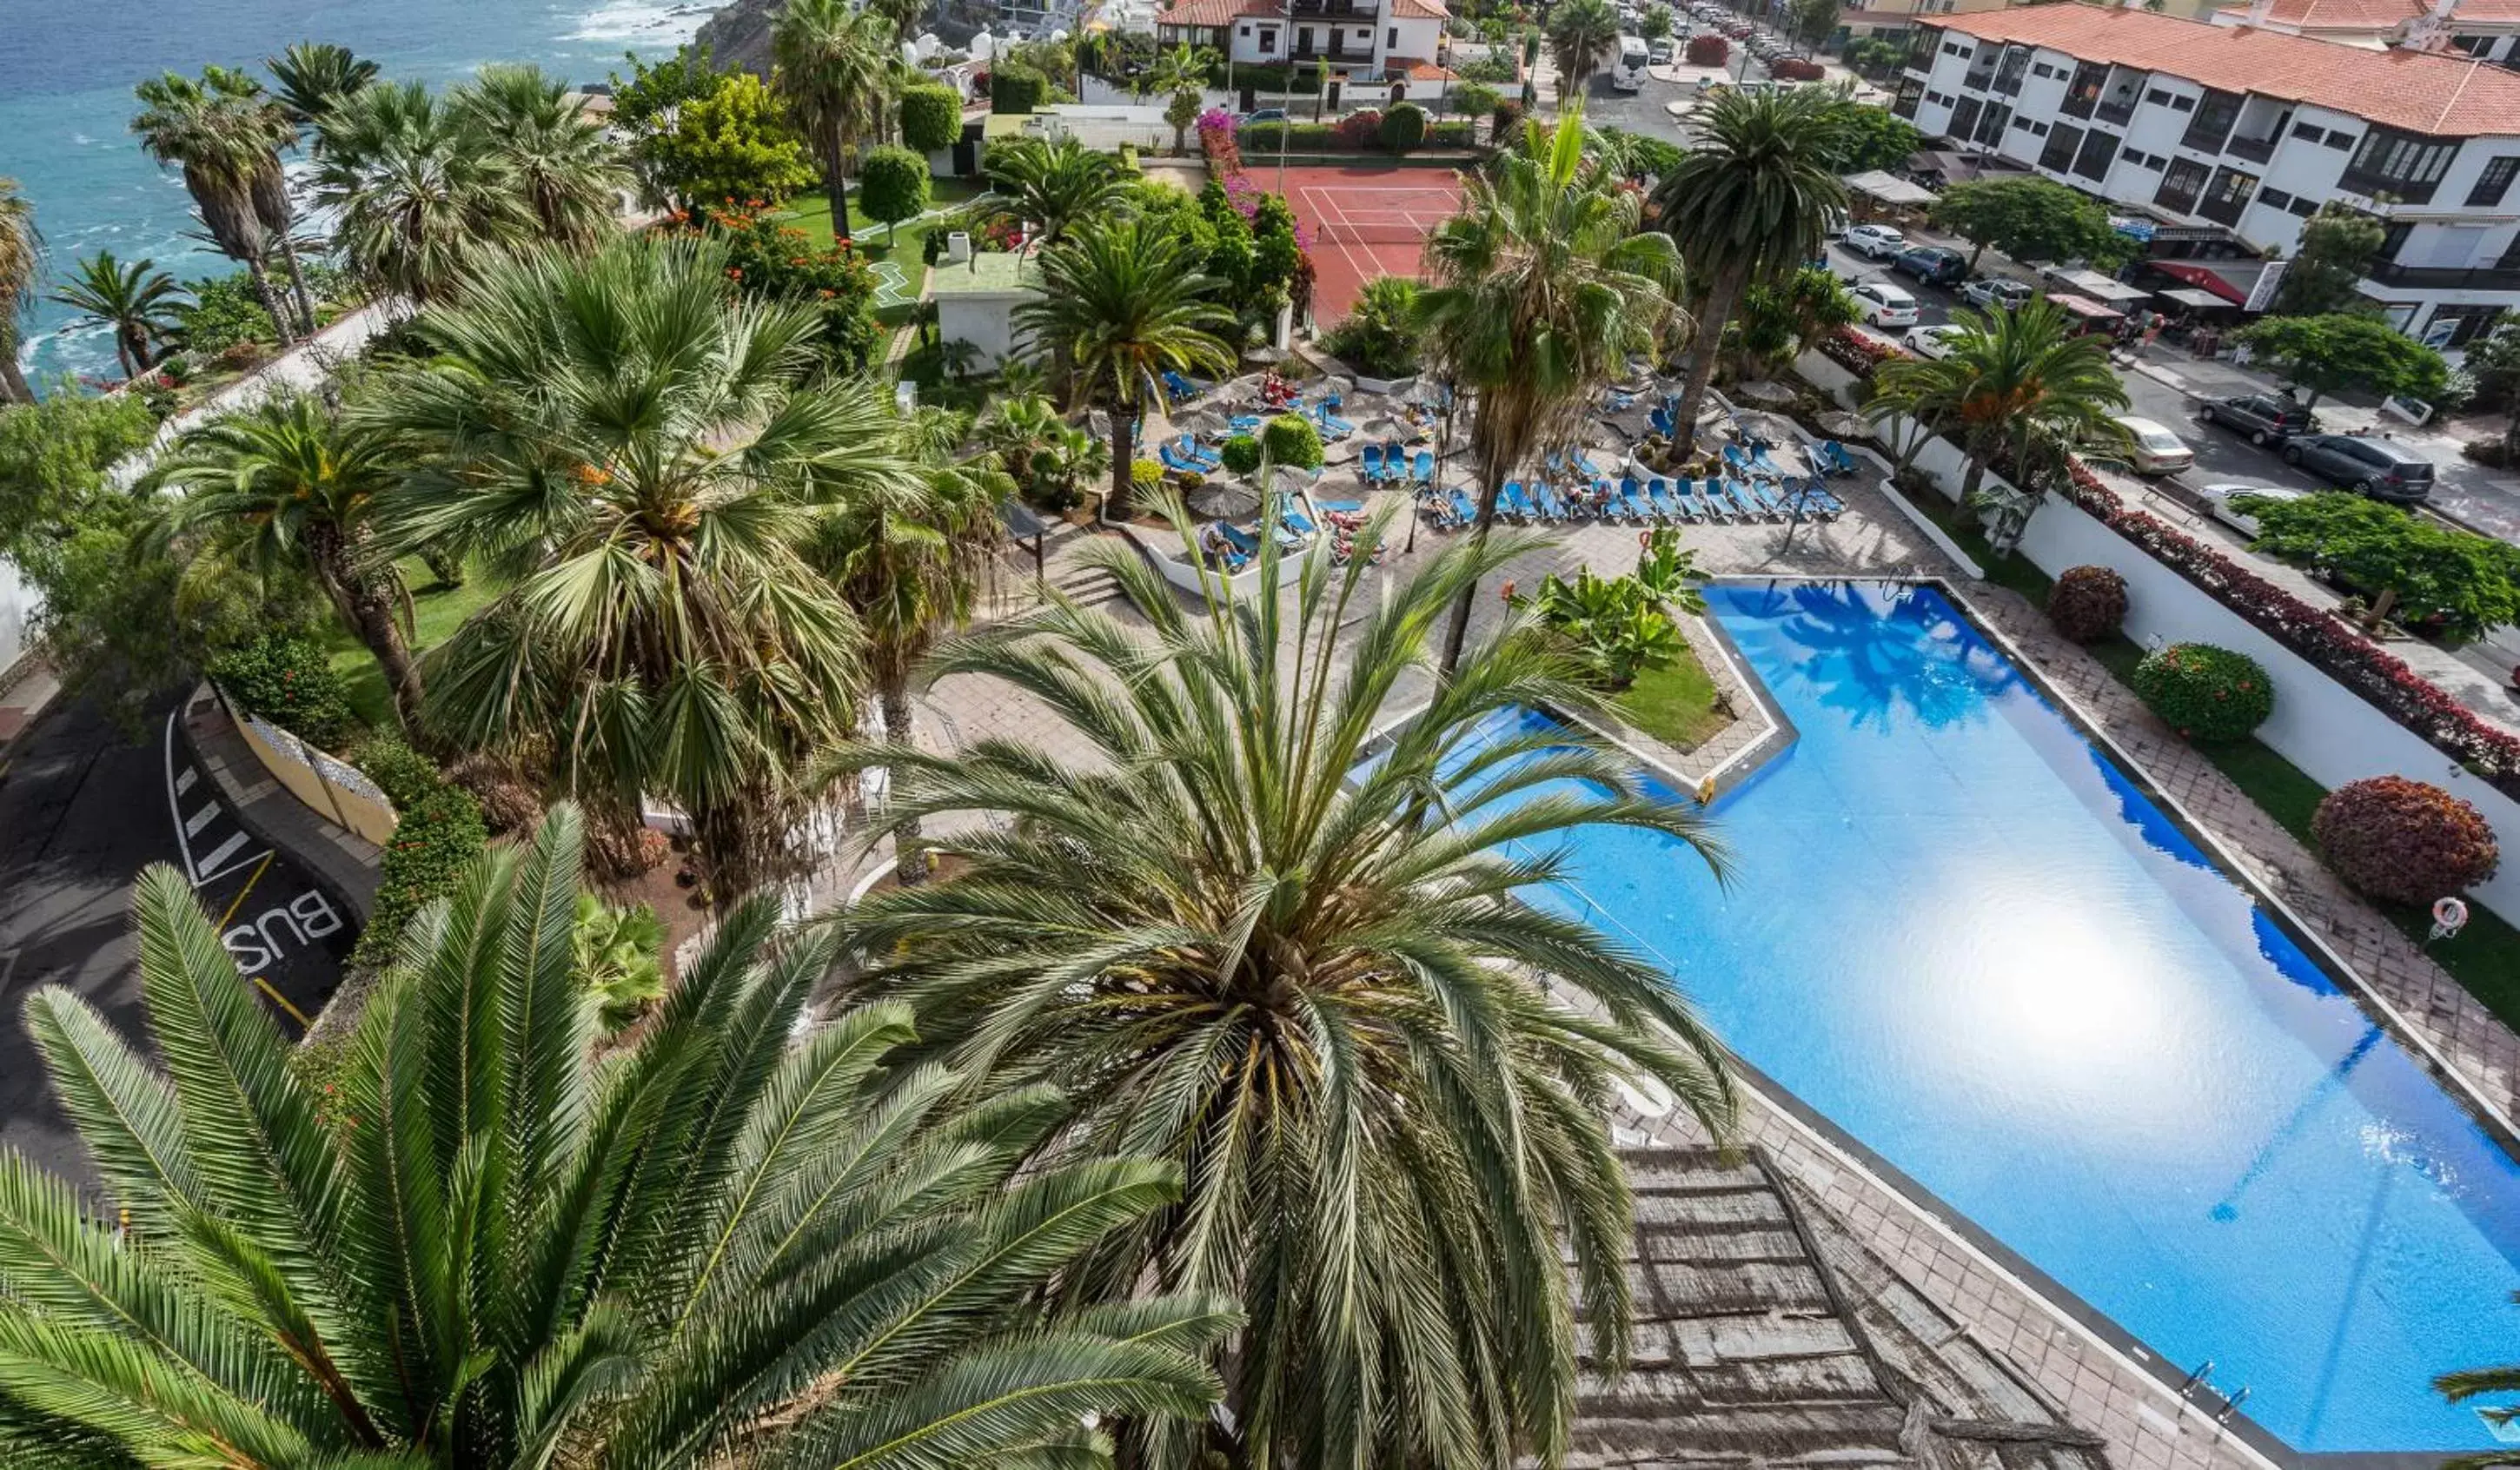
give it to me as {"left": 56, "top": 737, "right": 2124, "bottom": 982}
{"left": 780, "top": 175, "right": 986, "bottom": 256}
{"left": 1614, "top": 646, "right": 1731, "bottom": 753}
{"left": 1907, "top": 486, "right": 2054, "bottom": 605}
{"left": 322, "top": 557, "right": 498, "bottom": 731}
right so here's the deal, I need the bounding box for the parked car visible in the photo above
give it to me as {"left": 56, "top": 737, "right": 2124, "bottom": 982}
{"left": 1648, "top": 36, "right": 1676, "bottom": 62}
{"left": 2281, "top": 434, "right": 2437, "bottom": 501}
{"left": 1957, "top": 277, "right": 2034, "bottom": 311}
{"left": 1906, "top": 323, "right": 1967, "bottom": 360}
{"left": 2112, "top": 415, "right": 2196, "bottom": 475}
{"left": 1891, "top": 245, "right": 1966, "bottom": 286}
{"left": 1842, "top": 224, "right": 1908, "bottom": 260}
{"left": 1242, "top": 107, "right": 1289, "bottom": 124}
{"left": 1851, "top": 281, "right": 1920, "bottom": 328}
{"left": 2193, "top": 482, "right": 2307, "bottom": 539}
{"left": 2195, "top": 392, "right": 2317, "bottom": 447}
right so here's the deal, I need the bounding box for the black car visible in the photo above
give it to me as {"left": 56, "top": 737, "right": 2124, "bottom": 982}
{"left": 1890, "top": 245, "right": 1966, "bottom": 287}
{"left": 2197, "top": 392, "right": 2317, "bottom": 447}
{"left": 2279, "top": 434, "right": 2436, "bottom": 502}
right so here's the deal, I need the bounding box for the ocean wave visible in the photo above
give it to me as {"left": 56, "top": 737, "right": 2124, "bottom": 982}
{"left": 567, "top": 0, "right": 721, "bottom": 43}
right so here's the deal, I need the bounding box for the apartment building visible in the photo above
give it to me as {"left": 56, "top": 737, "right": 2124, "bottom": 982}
{"left": 1153, "top": 0, "right": 1449, "bottom": 80}
{"left": 1846, "top": 0, "right": 2217, "bottom": 46}
{"left": 1896, "top": 3, "right": 2520, "bottom": 341}
{"left": 2204, "top": 0, "right": 2520, "bottom": 64}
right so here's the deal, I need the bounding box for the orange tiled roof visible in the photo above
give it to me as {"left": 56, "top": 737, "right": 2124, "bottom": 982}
{"left": 1386, "top": 56, "right": 1456, "bottom": 77}
{"left": 1390, "top": 0, "right": 1451, "bottom": 18}
{"left": 1155, "top": 0, "right": 1280, "bottom": 24}
{"left": 1928, "top": 3, "right": 2520, "bottom": 136}
{"left": 2210, "top": 0, "right": 2520, "bottom": 28}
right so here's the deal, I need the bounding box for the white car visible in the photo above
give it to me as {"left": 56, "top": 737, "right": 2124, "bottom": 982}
{"left": 1842, "top": 224, "right": 1908, "bottom": 260}
{"left": 1851, "top": 281, "right": 1920, "bottom": 328}
{"left": 1958, "top": 277, "right": 2035, "bottom": 312}
{"left": 2194, "top": 482, "right": 2306, "bottom": 538}
{"left": 2112, "top": 415, "right": 2196, "bottom": 475}
{"left": 1906, "top": 323, "right": 1967, "bottom": 360}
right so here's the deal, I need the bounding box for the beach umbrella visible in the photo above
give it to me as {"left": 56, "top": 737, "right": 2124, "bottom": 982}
{"left": 1734, "top": 380, "right": 1797, "bottom": 407}
{"left": 1816, "top": 409, "right": 1869, "bottom": 440}
{"left": 1189, "top": 478, "right": 1262, "bottom": 518}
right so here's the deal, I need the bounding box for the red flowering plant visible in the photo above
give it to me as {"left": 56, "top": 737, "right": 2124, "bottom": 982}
{"left": 2314, "top": 775, "right": 2501, "bottom": 905}
{"left": 1335, "top": 108, "right": 1384, "bottom": 148}
{"left": 1818, "top": 324, "right": 1902, "bottom": 376}
{"left": 1197, "top": 107, "right": 1243, "bottom": 174}
{"left": 674, "top": 202, "right": 885, "bottom": 371}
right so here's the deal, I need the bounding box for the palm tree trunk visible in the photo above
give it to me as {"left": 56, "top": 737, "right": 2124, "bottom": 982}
{"left": 112, "top": 335, "right": 138, "bottom": 384}
{"left": 1437, "top": 458, "right": 1509, "bottom": 673}
{"left": 880, "top": 679, "right": 930, "bottom": 884}
{"left": 1107, "top": 407, "right": 1137, "bottom": 521}
{"left": 826, "top": 122, "right": 855, "bottom": 242}
{"left": 1671, "top": 264, "right": 1745, "bottom": 455}
{"left": 243, "top": 255, "right": 300, "bottom": 349}
{"left": 308, "top": 525, "right": 424, "bottom": 734}
{"left": 275, "top": 234, "right": 320, "bottom": 337}
{"left": 0, "top": 335, "right": 33, "bottom": 404}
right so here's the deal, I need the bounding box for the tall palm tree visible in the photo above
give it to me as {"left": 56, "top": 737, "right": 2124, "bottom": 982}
{"left": 1013, "top": 217, "right": 1235, "bottom": 520}
{"left": 365, "top": 235, "right": 908, "bottom": 896}
{"left": 977, "top": 134, "right": 1131, "bottom": 248}
{"left": 1650, "top": 85, "right": 1847, "bottom": 454}
{"left": 1418, "top": 108, "right": 1684, "bottom": 671}
{"left": 50, "top": 250, "right": 186, "bottom": 381}
{"left": 265, "top": 40, "right": 380, "bottom": 127}
{"left": 1546, "top": 0, "right": 1623, "bottom": 104}
{"left": 829, "top": 512, "right": 1736, "bottom": 1470}
{"left": 132, "top": 68, "right": 302, "bottom": 348}
{"left": 773, "top": 0, "right": 898, "bottom": 244}
{"left": 1138, "top": 43, "right": 1217, "bottom": 156}
{"left": 0, "top": 176, "right": 39, "bottom": 405}
{"left": 0, "top": 805, "right": 1233, "bottom": 1468}
{"left": 451, "top": 63, "right": 633, "bottom": 252}
{"left": 147, "top": 394, "right": 423, "bottom": 730}
{"left": 315, "top": 79, "right": 533, "bottom": 302}
{"left": 1864, "top": 300, "right": 2130, "bottom": 553}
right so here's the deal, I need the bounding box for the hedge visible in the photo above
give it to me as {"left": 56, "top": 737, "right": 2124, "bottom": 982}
{"left": 351, "top": 785, "right": 488, "bottom": 970}
{"left": 991, "top": 64, "right": 1046, "bottom": 114}
{"left": 349, "top": 735, "right": 443, "bottom": 811}
{"left": 900, "top": 84, "right": 963, "bottom": 153}
{"left": 1380, "top": 102, "right": 1426, "bottom": 153}
{"left": 209, "top": 631, "right": 356, "bottom": 750}
{"left": 1240, "top": 116, "right": 1473, "bottom": 154}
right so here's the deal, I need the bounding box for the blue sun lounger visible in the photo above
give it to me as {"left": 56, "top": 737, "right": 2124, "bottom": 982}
{"left": 1228, "top": 413, "right": 1263, "bottom": 434}
{"left": 1621, "top": 480, "right": 1658, "bottom": 523}
{"left": 1316, "top": 498, "right": 1364, "bottom": 514}
{"left": 1175, "top": 434, "right": 1221, "bottom": 471}
{"left": 1649, "top": 405, "right": 1677, "bottom": 439}
{"left": 1721, "top": 443, "right": 1755, "bottom": 479}
{"left": 1215, "top": 522, "right": 1261, "bottom": 557}
{"left": 1162, "top": 369, "right": 1204, "bottom": 398}
{"left": 1410, "top": 449, "right": 1435, "bottom": 485}
{"left": 1359, "top": 444, "right": 1385, "bottom": 482}
{"left": 1446, "top": 486, "right": 1479, "bottom": 527}
{"left": 1815, "top": 440, "right": 1860, "bottom": 477}
{"left": 1785, "top": 478, "right": 1843, "bottom": 517}
{"left": 1734, "top": 476, "right": 1783, "bottom": 518}
{"left": 1748, "top": 443, "right": 1785, "bottom": 478}
{"left": 1158, "top": 442, "right": 1202, "bottom": 474}
{"left": 1502, "top": 481, "right": 1539, "bottom": 522}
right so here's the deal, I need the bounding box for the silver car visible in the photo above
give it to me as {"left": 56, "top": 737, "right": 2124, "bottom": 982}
{"left": 1959, "top": 277, "right": 2034, "bottom": 311}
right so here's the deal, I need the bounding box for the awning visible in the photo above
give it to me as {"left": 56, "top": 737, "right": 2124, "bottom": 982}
{"left": 1907, "top": 149, "right": 2027, "bottom": 185}
{"left": 2149, "top": 260, "right": 2250, "bottom": 307}
{"left": 2046, "top": 268, "right": 2149, "bottom": 303}
{"left": 2047, "top": 291, "right": 2125, "bottom": 322}
{"left": 1840, "top": 169, "right": 1938, "bottom": 207}
{"left": 2158, "top": 287, "right": 2232, "bottom": 311}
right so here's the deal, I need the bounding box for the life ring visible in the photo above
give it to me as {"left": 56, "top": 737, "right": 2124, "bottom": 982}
{"left": 2433, "top": 897, "right": 2470, "bottom": 937}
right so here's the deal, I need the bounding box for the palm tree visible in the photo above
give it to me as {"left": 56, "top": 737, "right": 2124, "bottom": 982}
{"left": 147, "top": 394, "right": 423, "bottom": 730}
{"left": 1139, "top": 43, "right": 1217, "bottom": 156}
{"left": 773, "top": 0, "right": 897, "bottom": 244}
{"left": 977, "top": 134, "right": 1131, "bottom": 248}
{"left": 450, "top": 63, "right": 633, "bottom": 251}
{"left": 978, "top": 391, "right": 1106, "bottom": 508}
{"left": 50, "top": 250, "right": 186, "bottom": 381}
{"left": 829, "top": 513, "right": 1736, "bottom": 1470}
{"left": 808, "top": 405, "right": 1008, "bottom": 884}
{"left": 1864, "top": 300, "right": 2130, "bottom": 553}
{"left": 1013, "top": 217, "right": 1235, "bottom": 520}
{"left": 0, "top": 805, "right": 1233, "bottom": 1468}
{"left": 0, "top": 176, "right": 39, "bottom": 405}
{"left": 132, "top": 68, "right": 302, "bottom": 347}
{"left": 2439, "top": 1325, "right": 2520, "bottom": 1470}
{"left": 1650, "top": 85, "right": 1847, "bottom": 454}
{"left": 265, "top": 39, "right": 379, "bottom": 127}
{"left": 1418, "top": 108, "right": 1684, "bottom": 671}
{"left": 315, "top": 79, "right": 532, "bottom": 302}
{"left": 364, "top": 235, "right": 907, "bottom": 896}
{"left": 1547, "top": 0, "right": 1623, "bottom": 103}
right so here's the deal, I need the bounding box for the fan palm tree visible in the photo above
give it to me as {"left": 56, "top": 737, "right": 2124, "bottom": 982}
{"left": 364, "top": 235, "right": 909, "bottom": 896}
{"left": 1013, "top": 216, "right": 1236, "bottom": 520}
{"left": 147, "top": 394, "right": 422, "bottom": 730}
{"left": 315, "top": 79, "right": 534, "bottom": 302}
{"left": 773, "top": 0, "right": 898, "bottom": 244}
{"left": 50, "top": 250, "right": 186, "bottom": 381}
{"left": 977, "top": 134, "right": 1131, "bottom": 248}
{"left": 828, "top": 510, "right": 1736, "bottom": 1470}
{"left": 450, "top": 63, "right": 633, "bottom": 252}
{"left": 1546, "top": 0, "right": 1623, "bottom": 103}
{"left": 1138, "top": 43, "right": 1217, "bottom": 156}
{"left": 265, "top": 40, "right": 380, "bottom": 127}
{"left": 0, "top": 176, "right": 38, "bottom": 405}
{"left": 1418, "top": 107, "right": 1684, "bottom": 671}
{"left": 0, "top": 805, "right": 1234, "bottom": 1468}
{"left": 1650, "top": 84, "right": 1847, "bottom": 454}
{"left": 1864, "top": 300, "right": 2129, "bottom": 553}
{"left": 133, "top": 68, "right": 302, "bottom": 347}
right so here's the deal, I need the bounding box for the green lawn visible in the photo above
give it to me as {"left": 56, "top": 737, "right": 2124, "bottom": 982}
{"left": 323, "top": 557, "right": 498, "bottom": 732}
{"left": 779, "top": 175, "right": 986, "bottom": 257}
{"left": 1615, "top": 646, "right": 1730, "bottom": 753}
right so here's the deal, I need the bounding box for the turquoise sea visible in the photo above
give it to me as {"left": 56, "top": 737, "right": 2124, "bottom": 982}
{"left": 0, "top": 0, "right": 715, "bottom": 384}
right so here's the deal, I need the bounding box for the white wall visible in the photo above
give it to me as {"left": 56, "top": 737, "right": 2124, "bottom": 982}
{"left": 937, "top": 294, "right": 1032, "bottom": 368}
{"left": 0, "top": 557, "right": 37, "bottom": 677}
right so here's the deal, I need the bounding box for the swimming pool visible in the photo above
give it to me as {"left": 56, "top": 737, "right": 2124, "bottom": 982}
{"left": 1506, "top": 580, "right": 2520, "bottom": 1456}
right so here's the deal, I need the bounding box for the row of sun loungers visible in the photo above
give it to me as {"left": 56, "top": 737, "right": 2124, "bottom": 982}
{"left": 1418, "top": 474, "right": 1844, "bottom": 530}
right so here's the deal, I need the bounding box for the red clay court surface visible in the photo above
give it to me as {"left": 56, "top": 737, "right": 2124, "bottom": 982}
{"left": 1278, "top": 164, "right": 1463, "bottom": 323}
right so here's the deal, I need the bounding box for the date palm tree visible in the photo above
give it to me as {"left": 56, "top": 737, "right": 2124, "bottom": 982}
{"left": 364, "top": 235, "right": 909, "bottom": 896}
{"left": 1013, "top": 216, "right": 1235, "bottom": 520}
{"left": 773, "top": 0, "right": 897, "bottom": 244}
{"left": 1138, "top": 43, "right": 1217, "bottom": 156}
{"left": 829, "top": 511, "right": 1736, "bottom": 1470}
{"left": 1546, "top": 0, "right": 1622, "bottom": 103}
{"left": 50, "top": 250, "right": 186, "bottom": 381}
{"left": 315, "top": 79, "right": 533, "bottom": 302}
{"left": 2440, "top": 1329, "right": 2520, "bottom": 1470}
{"left": 147, "top": 394, "right": 422, "bottom": 730}
{"left": 0, "top": 805, "right": 1233, "bottom": 1468}
{"left": 977, "top": 134, "right": 1131, "bottom": 248}
{"left": 265, "top": 39, "right": 380, "bottom": 127}
{"left": 1651, "top": 84, "right": 1847, "bottom": 454}
{"left": 0, "top": 176, "right": 38, "bottom": 404}
{"left": 450, "top": 63, "right": 633, "bottom": 252}
{"left": 133, "top": 68, "right": 302, "bottom": 347}
{"left": 1418, "top": 107, "right": 1684, "bottom": 671}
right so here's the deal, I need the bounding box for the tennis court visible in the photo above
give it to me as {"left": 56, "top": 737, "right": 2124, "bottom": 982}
{"left": 1277, "top": 165, "right": 1463, "bottom": 323}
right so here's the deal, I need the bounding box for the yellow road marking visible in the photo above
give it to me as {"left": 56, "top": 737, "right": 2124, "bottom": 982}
{"left": 213, "top": 853, "right": 275, "bottom": 930}
{"left": 250, "top": 977, "right": 311, "bottom": 1030}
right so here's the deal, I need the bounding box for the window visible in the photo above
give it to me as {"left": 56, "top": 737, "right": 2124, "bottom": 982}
{"left": 2073, "top": 128, "right": 2120, "bottom": 181}
{"left": 2323, "top": 129, "right": 2356, "bottom": 150}
{"left": 1259, "top": 26, "right": 1275, "bottom": 51}
{"left": 1977, "top": 102, "right": 2011, "bottom": 144}
{"left": 2287, "top": 195, "right": 2318, "bottom": 216}
{"left": 2032, "top": 121, "right": 2049, "bottom": 135}
{"left": 1386, "top": 24, "right": 1396, "bottom": 45}
{"left": 2258, "top": 186, "right": 2295, "bottom": 211}
{"left": 2457, "top": 32, "right": 2495, "bottom": 55}
{"left": 2156, "top": 155, "right": 2209, "bottom": 213}
{"left": 1950, "top": 96, "right": 1983, "bottom": 141}
{"left": 2344, "top": 127, "right": 2458, "bottom": 202}
{"left": 2145, "top": 87, "right": 2173, "bottom": 104}
{"left": 2198, "top": 165, "right": 2258, "bottom": 224}
{"left": 2039, "top": 120, "right": 2083, "bottom": 172}
{"left": 2033, "top": 62, "right": 2057, "bottom": 77}
{"left": 2291, "top": 121, "right": 2324, "bottom": 143}
{"left": 2183, "top": 87, "right": 2240, "bottom": 150}
{"left": 2470, "top": 156, "right": 2520, "bottom": 207}
{"left": 2171, "top": 94, "right": 2196, "bottom": 112}
{"left": 2011, "top": 114, "right": 2033, "bottom": 129}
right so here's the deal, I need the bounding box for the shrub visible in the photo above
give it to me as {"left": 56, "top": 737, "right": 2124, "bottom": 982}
{"left": 209, "top": 631, "right": 355, "bottom": 749}
{"left": 1686, "top": 32, "right": 1728, "bottom": 64}
{"left": 991, "top": 63, "right": 1047, "bottom": 113}
{"left": 858, "top": 145, "right": 932, "bottom": 240}
{"left": 1318, "top": 275, "right": 1421, "bottom": 379}
{"left": 2312, "top": 775, "right": 2501, "bottom": 905}
{"left": 1131, "top": 458, "right": 1165, "bottom": 492}
{"left": 1452, "top": 82, "right": 1502, "bottom": 122}
{"left": 1768, "top": 56, "right": 1824, "bottom": 81}
{"left": 1427, "top": 119, "right": 1476, "bottom": 149}
{"left": 1261, "top": 413, "right": 1324, "bottom": 470}
{"left": 1335, "top": 109, "right": 1383, "bottom": 149}
{"left": 351, "top": 785, "right": 488, "bottom": 969}
{"left": 574, "top": 893, "right": 669, "bottom": 1033}
{"left": 900, "top": 83, "right": 963, "bottom": 153}
{"left": 1493, "top": 99, "right": 1525, "bottom": 137}
{"left": 1380, "top": 102, "right": 1427, "bottom": 153}
{"left": 2046, "top": 565, "right": 2128, "bottom": 643}
{"left": 1220, "top": 434, "right": 1263, "bottom": 474}
{"left": 350, "top": 734, "right": 445, "bottom": 811}
{"left": 2131, "top": 642, "right": 2275, "bottom": 743}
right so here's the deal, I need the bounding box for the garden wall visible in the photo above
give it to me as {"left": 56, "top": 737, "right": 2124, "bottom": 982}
{"left": 226, "top": 699, "right": 402, "bottom": 849}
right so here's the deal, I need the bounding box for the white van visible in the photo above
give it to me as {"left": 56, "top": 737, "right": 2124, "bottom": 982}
{"left": 1612, "top": 34, "right": 1650, "bottom": 89}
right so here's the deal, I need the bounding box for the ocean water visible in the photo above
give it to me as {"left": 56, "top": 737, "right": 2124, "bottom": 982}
{"left": 0, "top": 0, "right": 717, "bottom": 384}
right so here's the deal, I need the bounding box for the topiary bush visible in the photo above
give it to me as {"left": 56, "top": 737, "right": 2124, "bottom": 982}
{"left": 2312, "top": 775, "right": 2501, "bottom": 905}
{"left": 1686, "top": 32, "right": 1728, "bottom": 65}
{"left": 2046, "top": 565, "right": 2129, "bottom": 643}
{"left": 900, "top": 83, "right": 964, "bottom": 153}
{"left": 858, "top": 145, "right": 932, "bottom": 241}
{"left": 1261, "top": 412, "right": 1324, "bottom": 470}
{"left": 1220, "top": 434, "right": 1263, "bottom": 474}
{"left": 1379, "top": 102, "right": 1427, "bottom": 153}
{"left": 2132, "top": 642, "right": 2275, "bottom": 743}
{"left": 991, "top": 63, "right": 1047, "bottom": 114}
{"left": 209, "top": 631, "right": 356, "bottom": 749}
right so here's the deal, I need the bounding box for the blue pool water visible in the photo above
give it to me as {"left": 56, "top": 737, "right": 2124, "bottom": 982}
{"left": 1507, "top": 580, "right": 2520, "bottom": 1454}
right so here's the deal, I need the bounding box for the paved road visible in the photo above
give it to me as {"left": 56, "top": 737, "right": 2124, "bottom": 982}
{"left": 0, "top": 694, "right": 353, "bottom": 1187}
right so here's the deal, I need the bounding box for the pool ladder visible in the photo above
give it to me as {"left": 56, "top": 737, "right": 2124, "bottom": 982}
{"left": 2178, "top": 1361, "right": 2251, "bottom": 1427}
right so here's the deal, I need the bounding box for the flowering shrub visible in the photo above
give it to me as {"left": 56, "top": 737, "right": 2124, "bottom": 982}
{"left": 2046, "top": 566, "right": 2128, "bottom": 643}
{"left": 1335, "top": 109, "right": 1384, "bottom": 149}
{"left": 675, "top": 203, "right": 884, "bottom": 371}
{"left": 209, "top": 632, "right": 355, "bottom": 750}
{"left": 2312, "top": 776, "right": 2500, "bottom": 905}
{"left": 2132, "top": 642, "right": 2275, "bottom": 743}
{"left": 1817, "top": 324, "right": 1901, "bottom": 376}
{"left": 1197, "top": 107, "right": 1243, "bottom": 174}
{"left": 1686, "top": 32, "right": 1728, "bottom": 64}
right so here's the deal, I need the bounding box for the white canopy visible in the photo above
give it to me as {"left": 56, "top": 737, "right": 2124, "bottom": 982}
{"left": 1840, "top": 169, "right": 1938, "bottom": 208}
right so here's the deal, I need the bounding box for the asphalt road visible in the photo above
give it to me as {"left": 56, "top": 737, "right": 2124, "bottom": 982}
{"left": 0, "top": 693, "right": 352, "bottom": 1187}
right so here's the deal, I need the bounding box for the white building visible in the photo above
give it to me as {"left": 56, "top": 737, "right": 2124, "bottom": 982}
{"left": 2205, "top": 0, "right": 2520, "bottom": 64}
{"left": 1153, "top": 0, "right": 1452, "bottom": 86}
{"left": 1898, "top": 3, "right": 2520, "bottom": 342}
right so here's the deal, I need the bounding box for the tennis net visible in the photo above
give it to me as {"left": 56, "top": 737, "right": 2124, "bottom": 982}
{"left": 1304, "top": 216, "right": 1448, "bottom": 244}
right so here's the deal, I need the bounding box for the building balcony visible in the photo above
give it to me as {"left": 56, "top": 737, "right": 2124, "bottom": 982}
{"left": 2060, "top": 91, "right": 2098, "bottom": 119}
{"left": 1960, "top": 66, "right": 1997, "bottom": 89}
{"left": 2337, "top": 169, "right": 2441, "bottom": 205}
{"left": 2093, "top": 98, "right": 2136, "bottom": 124}
{"left": 2226, "top": 133, "right": 2277, "bottom": 164}
{"left": 1290, "top": 0, "right": 1378, "bottom": 17}
{"left": 2364, "top": 260, "right": 2520, "bottom": 291}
